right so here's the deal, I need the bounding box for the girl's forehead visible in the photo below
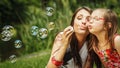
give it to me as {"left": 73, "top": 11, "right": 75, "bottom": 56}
{"left": 91, "top": 10, "right": 104, "bottom": 17}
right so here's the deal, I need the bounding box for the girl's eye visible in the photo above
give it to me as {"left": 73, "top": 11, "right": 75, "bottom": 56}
{"left": 94, "top": 17, "right": 99, "bottom": 21}
{"left": 77, "top": 16, "right": 83, "bottom": 20}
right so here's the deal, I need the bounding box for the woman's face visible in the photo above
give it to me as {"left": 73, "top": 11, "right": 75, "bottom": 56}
{"left": 73, "top": 9, "right": 90, "bottom": 35}
{"left": 87, "top": 10, "right": 105, "bottom": 34}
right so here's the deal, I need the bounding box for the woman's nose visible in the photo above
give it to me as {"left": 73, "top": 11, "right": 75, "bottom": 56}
{"left": 82, "top": 18, "right": 86, "bottom": 25}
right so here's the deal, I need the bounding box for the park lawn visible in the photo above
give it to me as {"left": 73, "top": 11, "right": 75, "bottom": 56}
{"left": 0, "top": 49, "right": 98, "bottom": 68}
{"left": 0, "top": 49, "right": 51, "bottom": 68}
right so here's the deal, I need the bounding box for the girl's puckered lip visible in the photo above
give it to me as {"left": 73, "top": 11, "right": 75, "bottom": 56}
{"left": 87, "top": 26, "right": 92, "bottom": 29}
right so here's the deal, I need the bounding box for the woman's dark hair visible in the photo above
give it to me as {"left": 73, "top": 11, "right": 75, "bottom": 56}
{"left": 69, "top": 6, "right": 92, "bottom": 67}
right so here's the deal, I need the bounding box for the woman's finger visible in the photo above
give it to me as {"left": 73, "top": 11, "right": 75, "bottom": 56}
{"left": 63, "top": 26, "right": 74, "bottom": 39}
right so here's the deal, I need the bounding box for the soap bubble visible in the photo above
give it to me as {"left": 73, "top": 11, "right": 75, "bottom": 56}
{"left": 14, "top": 40, "right": 22, "bottom": 48}
{"left": 37, "top": 28, "right": 48, "bottom": 39}
{"left": 2, "top": 25, "right": 15, "bottom": 36}
{"left": 1, "top": 30, "right": 12, "bottom": 41}
{"left": 30, "top": 26, "right": 39, "bottom": 36}
{"left": 47, "top": 22, "right": 55, "bottom": 31}
{"left": 2, "top": 25, "right": 14, "bottom": 31}
{"left": 9, "top": 55, "right": 17, "bottom": 63}
{"left": 46, "top": 7, "right": 54, "bottom": 16}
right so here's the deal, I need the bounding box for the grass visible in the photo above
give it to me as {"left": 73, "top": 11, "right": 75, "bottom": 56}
{"left": 0, "top": 49, "right": 51, "bottom": 68}
{"left": 0, "top": 49, "right": 98, "bottom": 68}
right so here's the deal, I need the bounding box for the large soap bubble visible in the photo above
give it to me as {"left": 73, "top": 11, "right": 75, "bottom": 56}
{"left": 46, "top": 7, "right": 55, "bottom": 16}
{"left": 37, "top": 28, "right": 48, "bottom": 39}
{"left": 1, "top": 30, "right": 12, "bottom": 41}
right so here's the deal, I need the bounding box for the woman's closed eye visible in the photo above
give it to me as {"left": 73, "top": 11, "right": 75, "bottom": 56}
{"left": 77, "top": 15, "right": 83, "bottom": 20}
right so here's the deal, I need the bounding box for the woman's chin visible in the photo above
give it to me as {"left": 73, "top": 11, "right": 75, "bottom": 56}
{"left": 77, "top": 31, "right": 89, "bottom": 35}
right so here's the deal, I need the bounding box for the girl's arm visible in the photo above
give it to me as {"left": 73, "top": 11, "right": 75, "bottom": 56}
{"left": 114, "top": 35, "right": 120, "bottom": 55}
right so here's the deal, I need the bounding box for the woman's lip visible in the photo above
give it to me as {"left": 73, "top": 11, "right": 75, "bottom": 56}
{"left": 80, "top": 26, "right": 87, "bottom": 30}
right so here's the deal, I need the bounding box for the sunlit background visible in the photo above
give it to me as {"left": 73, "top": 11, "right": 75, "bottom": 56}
{"left": 0, "top": 0, "right": 120, "bottom": 68}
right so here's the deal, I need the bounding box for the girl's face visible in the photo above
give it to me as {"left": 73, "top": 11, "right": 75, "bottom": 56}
{"left": 73, "top": 9, "right": 90, "bottom": 35}
{"left": 87, "top": 10, "right": 106, "bottom": 34}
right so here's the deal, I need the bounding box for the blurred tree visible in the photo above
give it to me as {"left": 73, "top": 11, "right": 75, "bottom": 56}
{"left": 0, "top": 0, "right": 41, "bottom": 26}
{"left": 0, "top": 0, "right": 28, "bottom": 24}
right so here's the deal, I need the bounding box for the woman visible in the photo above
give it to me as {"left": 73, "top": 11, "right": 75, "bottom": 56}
{"left": 87, "top": 8, "right": 120, "bottom": 68}
{"left": 46, "top": 6, "right": 93, "bottom": 68}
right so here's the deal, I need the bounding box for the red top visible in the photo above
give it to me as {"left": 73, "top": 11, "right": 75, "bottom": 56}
{"left": 97, "top": 49, "right": 120, "bottom": 68}
{"left": 95, "top": 34, "right": 120, "bottom": 68}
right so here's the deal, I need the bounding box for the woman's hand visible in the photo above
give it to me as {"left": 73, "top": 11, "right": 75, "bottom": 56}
{"left": 46, "top": 26, "right": 74, "bottom": 68}
{"left": 52, "top": 26, "right": 74, "bottom": 55}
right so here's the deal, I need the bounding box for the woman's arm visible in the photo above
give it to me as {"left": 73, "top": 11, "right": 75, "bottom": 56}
{"left": 46, "top": 26, "right": 74, "bottom": 68}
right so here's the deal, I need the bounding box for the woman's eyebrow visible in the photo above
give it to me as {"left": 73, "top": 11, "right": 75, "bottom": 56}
{"left": 78, "top": 14, "right": 83, "bottom": 16}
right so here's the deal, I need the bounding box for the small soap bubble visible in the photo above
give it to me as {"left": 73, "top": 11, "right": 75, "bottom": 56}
{"left": 14, "top": 40, "right": 22, "bottom": 48}
{"left": 46, "top": 7, "right": 54, "bottom": 16}
{"left": 37, "top": 28, "right": 48, "bottom": 39}
{"left": 31, "top": 26, "right": 39, "bottom": 36}
{"left": 9, "top": 55, "right": 17, "bottom": 63}
{"left": 1, "top": 30, "right": 12, "bottom": 41}
{"left": 47, "top": 22, "right": 55, "bottom": 31}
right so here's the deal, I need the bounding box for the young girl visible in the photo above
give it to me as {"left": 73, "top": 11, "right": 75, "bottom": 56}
{"left": 87, "top": 8, "right": 120, "bottom": 68}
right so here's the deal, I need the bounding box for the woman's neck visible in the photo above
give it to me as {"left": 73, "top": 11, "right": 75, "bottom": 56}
{"left": 75, "top": 33, "right": 87, "bottom": 50}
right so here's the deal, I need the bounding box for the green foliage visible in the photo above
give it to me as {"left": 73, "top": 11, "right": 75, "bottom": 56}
{"left": 17, "top": 5, "right": 72, "bottom": 54}
{"left": 0, "top": 0, "right": 27, "bottom": 24}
